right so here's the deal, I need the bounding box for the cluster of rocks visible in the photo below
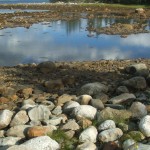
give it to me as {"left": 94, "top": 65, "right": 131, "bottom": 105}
{"left": 0, "top": 61, "right": 150, "bottom": 149}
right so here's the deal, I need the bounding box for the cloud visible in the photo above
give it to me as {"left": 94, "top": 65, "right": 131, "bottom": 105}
{"left": 122, "top": 33, "right": 150, "bottom": 48}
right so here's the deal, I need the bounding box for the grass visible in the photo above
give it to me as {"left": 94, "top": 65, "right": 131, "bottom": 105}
{"left": 48, "top": 129, "right": 78, "bottom": 150}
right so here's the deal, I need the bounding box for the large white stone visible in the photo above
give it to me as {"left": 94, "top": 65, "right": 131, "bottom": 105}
{"left": 10, "top": 110, "right": 29, "bottom": 127}
{"left": 0, "top": 137, "right": 22, "bottom": 147}
{"left": 98, "top": 120, "right": 116, "bottom": 131}
{"left": 79, "top": 126, "right": 98, "bottom": 143}
{"left": 28, "top": 105, "right": 51, "bottom": 121}
{"left": 6, "top": 125, "right": 31, "bottom": 138}
{"left": 76, "top": 142, "right": 97, "bottom": 150}
{"left": 63, "top": 101, "right": 80, "bottom": 113}
{"left": 72, "top": 105, "right": 97, "bottom": 120}
{"left": 139, "top": 115, "right": 150, "bottom": 137}
{"left": 8, "top": 136, "right": 60, "bottom": 150}
{"left": 0, "top": 109, "right": 13, "bottom": 129}
{"left": 98, "top": 128, "right": 123, "bottom": 142}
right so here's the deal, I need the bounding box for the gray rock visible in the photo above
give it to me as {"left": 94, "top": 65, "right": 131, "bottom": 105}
{"left": 43, "top": 116, "right": 63, "bottom": 126}
{"left": 76, "top": 142, "right": 97, "bottom": 150}
{"left": 61, "top": 119, "right": 79, "bottom": 131}
{"left": 10, "top": 110, "right": 29, "bottom": 127}
{"left": 8, "top": 136, "right": 60, "bottom": 150}
{"left": 104, "top": 104, "right": 125, "bottom": 110}
{"left": 0, "top": 130, "right": 4, "bottom": 137}
{"left": 63, "top": 101, "right": 80, "bottom": 114}
{"left": 42, "top": 101, "right": 55, "bottom": 110}
{"left": 0, "top": 137, "right": 22, "bottom": 147}
{"left": 97, "top": 107, "right": 132, "bottom": 123}
{"left": 98, "top": 128, "right": 123, "bottom": 142}
{"left": 28, "top": 105, "right": 51, "bottom": 121}
{"left": 6, "top": 125, "right": 31, "bottom": 138}
{"left": 77, "top": 95, "right": 92, "bottom": 105}
{"left": 29, "top": 120, "right": 41, "bottom": 126}
{"left": 22, "top": 98, "right": 35, "bottom": 106}
{"left": 123, "top": 139, "right": 136, "bottom": 150}
{"left": 130, "top": 102, "right": 147, "bottom": 118}
{"left": 98, "top": 120, "right": 116, "bottom": 131}
{"left": 0, "top": 109, "right": 13, "bottom": 129}
{"left": 93, "top": 92, "right": 109, "bottom": 103}
{"left": 57, "top": 94, "right": 77, "bottom": 106}
{"left": 125, "top": 63, "right": 149, "bottom": 77}
{"left": 139, "top": 115, "right": 150, "bottom": 137}
{"left": 72, "top": 105, "right": 97, "bottom": 120}
{"left": 123, "top": 76, "right": 147, "bottom": 90}
{"left": 37, "top": 61, "right": 56, "bottom": 73}
{"left": 116, "top": 86, "right": 129, "bottom": 94}
{"left": 80, "top": 82, "right": 108, "bottom": 97}
{"left": 124, "top": 143, "right": 150, "bottom": 150}
{"left": 79, "top": 126, "right": 98, "bottom": 143}
{"left": 109, "top": 93, "right": 136, "bottom": 104}
{"left": 21, "top": 104, "right": 36, "bottom": 110}
{"left": 52, "top": 106, "right": 62, "bottom": 115}
{"left": 90, "top": 99, "right": 104, "bottom": 110}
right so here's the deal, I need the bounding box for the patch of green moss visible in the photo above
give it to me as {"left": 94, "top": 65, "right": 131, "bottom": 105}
{"left": 48, "top": 129, "right": 78, "bottom": 150}
{"left": 128, "top": 131, "right": 145, "bottom": 142}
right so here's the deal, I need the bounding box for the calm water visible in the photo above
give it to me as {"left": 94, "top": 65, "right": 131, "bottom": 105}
{"left": 0, "top": 17, "right": 150, "bottom": 66}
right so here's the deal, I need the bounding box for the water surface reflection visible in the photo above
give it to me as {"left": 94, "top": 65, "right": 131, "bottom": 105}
{"left": 0, "top": 18, "right": 149, "bottom": 66}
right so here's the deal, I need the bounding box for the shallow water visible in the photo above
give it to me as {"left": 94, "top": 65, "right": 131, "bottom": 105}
{"left": 0, "top": 9, "right": 49, "bottom": 13}
{"left": 0, "top": 18, "right": 150, "bottom": 66}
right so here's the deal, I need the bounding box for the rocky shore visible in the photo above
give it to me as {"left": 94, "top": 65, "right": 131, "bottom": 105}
{"left": 0, "top": 4, "right": 149, "bottom": 35}
{"left": 0, "top": 59, "right": 150, "bottom": 149}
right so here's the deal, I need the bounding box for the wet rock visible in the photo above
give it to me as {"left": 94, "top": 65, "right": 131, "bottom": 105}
{"left": 0, "top": 109, "right": 13, "bottom": 129}
{"left": 139, "top": 115, "right": 150, "bottom": 137}
{"left": 8, "top": 136, "right": 60, "bottom": 150}
{"left": 61, "top": 119, "right": 79, "bottom": 131}
{"left": 108, "top": 93, "right": 135, "bottom": 104}
{"left": 37, "top": 61, "right": 56, "bottom": 73}
{"left": 79, "top": 126, "right": 98, "bottom": 143}
{"left": 77, "top": 95, "right": 92, "bottom": 105}
{"left": 97, "top": 107, "right": 132, "bottom": 123}
{"left": 116, "top": 86, "right": 129, "bottom": 94}
{"left": 98, "top": 128, "right": 123, "bottom": 142}
{"left": 125, "top": 63, "right": 149, "bottom": 77}
{"left": 63, "top": 101, "right": 80, "bottom": 114}
{"left": 44, "top": 79, "right": 64, "bottom": 91}
{"left": 98, "top": 120, "right": 116, "bottom": 131}
{"left": 28, "top": 105, "right": 51, "bottom": 121}
{"left": 72, "top": 105, "right": 97, "bottom": 120}
{"left": 27, "top": 126, "right": 55, "bottom": 138}
{"left": 6, "top": 125, "right": 31, "bottom": 138}
{"left": 129, "top": 102, "right": 147, "bottom": 118}
{"left": 10, "top": 110, "right": 29, "bottom": 127}
{"left": 76, "top": 142, "right": 97, "bottom": 150}
{"left": 0, "top": 137, "right": 22, "bottom": 147}
{"left": 52, "top": 106, "right": 62, "bottom": 115}
{"left": 123, "top": 76, "right": 147, "bottom": 90}
{"left": 90, "top": 99, "right": 104, "bottom": 110}
{"left": 57, "top": 94, "right": 76, "bottom": 106}
{"left": 80, "top": 82, "right": 108, "bottom": 98}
